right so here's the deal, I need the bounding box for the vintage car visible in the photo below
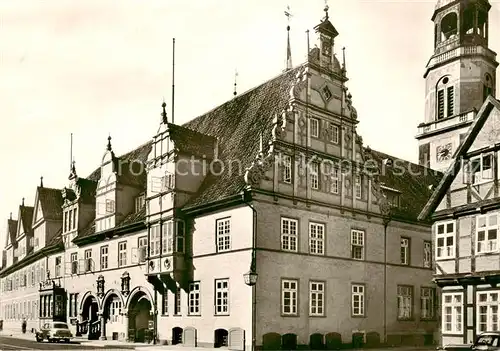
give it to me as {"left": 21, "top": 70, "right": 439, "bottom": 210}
{"left": 35, "top": 321, "right": 73, "bottom": 343}
{"left": 438, "top": 332, "right": 500, "bottom": 350}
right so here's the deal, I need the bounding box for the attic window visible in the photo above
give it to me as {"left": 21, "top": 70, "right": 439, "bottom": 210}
{"left": 135, "top": 194, "right": 145, "bottom": 213}
{"left": 322, "top": 86, "right": 333, "bottom": 101}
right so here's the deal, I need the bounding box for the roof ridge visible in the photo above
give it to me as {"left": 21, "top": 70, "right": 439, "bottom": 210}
{"left": 182, "top": 64, "right": 305, "bottom": 129}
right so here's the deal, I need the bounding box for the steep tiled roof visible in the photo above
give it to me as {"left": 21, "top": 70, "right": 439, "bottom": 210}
{"left": 365, "top": 148, "right": 444, "bottom": 222}
{"left": 168, "top": 123, "right": 217, "bottom": 158}
{"left": 6, "top": 218, "right": 18, "bottom": 247}
{"left": 38, "top": 187, "right": 63, "bottom": 220}
{"left": 19, "top": 205, "right": 34, "bottom": 236}
{"left": 182, "top": 66, "right": 303, "bottom": 208}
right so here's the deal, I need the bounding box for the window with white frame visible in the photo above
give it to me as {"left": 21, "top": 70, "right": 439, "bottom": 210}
{"left": 351, "top": 230, "right": 365, "bottom": 260}
{"left": 436, "top": 221, "right": 455, "bottom": 259}
{"left": 355, "top": 174, "right": 362, "bottom": 199}
{"left": 215, "top": 279, "right": 229, "bottom": 315}
{"left": 310, "top": 163, "right": 319, "bottom": 190}
{"left": 329, "top": 123, "right": 339, "bottom": 144}
{"left": 135, "top": 194, "right": 145, "bottom": 213}
{"left": 216, "top": 218, "right": 231, "bottom": 252}
{"left": 330, "top": 167, "right": 339, "bottom": 194}
{"left": 477, "top": 291, "right": 500, "bottom": 333}
{"left": 281, "top": 218, "right": 298, "bottom": 252}
{"left": 70, "top": 253, "right": 78, "bottom": 274}
{"left": 150, "top": 225, "right": 160, "bottom": 256}
{"left": 309, "top": 281, "right": 324, "bottom": 316}
{"left": 309, "top": 222, "right": 324, "bottom": 255}
{"left": 162, "top": 221, "right": 174, "bottom": 254}
{"left": 100, "top": 246, "right": 108, "bottom": 270}
{"left": 423, "top": 241, "right": 432, "bottom": 268}
{"left": 442, "top": 292, "right": 463, "bottom": 334}
{"left": 397, "top": 285, "right": 413, "bottom": 320}
{"left": 176, "top": 221, "right": 185, "bottom": 253}
{"left": 421, "top": 287, "right": 436, "bottom": 320}
{"left": 84, "top": 249, "right": 92, "bottom": 272}
{"left": 118, "top": 242, "right": 127, "bottom": 267}
{"left": 352, "top": 284, "right": 365, "bottom": 317}
{"left": 310, "top": 118, "right": 319, "bottom": 138}
{"left": 105, "top": 199, "right": 115, "bottom": 214}
{"left": 174, "top": 289, "right": 181, "bottom": 315}
{"left": 470, "top": 153, "right": 494, "bottom": 184}
{"left": 138, "top": 236, "right": 148, "bottom": 262}
{"left": 283, "top": 155, "right": 292, "bottom": 184}
{"left": 282, "top": 279, "right": 298, "bottom": 315}
{"left": 188, "top": 282, "right": 200, "bottom": 315}
{"left": 55, "top": 256, "right": 62, "bottom": 277}
{"left": 109, "top": 297, "right": 121, "bottom": 323}
{"left": 477, "top": 213, "right": 498, "bottom": 254}
{"left": 162, "top": 291, "right": 168, "bottom": 315}
{"left": 401, "top": 238, "right": 410, "bottom": 265}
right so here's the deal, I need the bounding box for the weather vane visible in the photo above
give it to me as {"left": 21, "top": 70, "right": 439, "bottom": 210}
{"left": 285, "top": 5, "right": 293, "bottom": 26}
{"left": 324, "top": 0, "right": 329, "bottom": 19}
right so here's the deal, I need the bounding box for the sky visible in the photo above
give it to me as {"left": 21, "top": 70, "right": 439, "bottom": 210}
{"left": 1, "top": 0, "right": 500, "bottom": 252}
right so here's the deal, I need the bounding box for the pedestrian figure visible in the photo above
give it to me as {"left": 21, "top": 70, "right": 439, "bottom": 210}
{"left": 21, "top": 319, "right": 27, "bottom": 334}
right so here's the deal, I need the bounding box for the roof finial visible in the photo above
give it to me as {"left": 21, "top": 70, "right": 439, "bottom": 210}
{"left": 22, "top": 197, "right": 24, "bottom": 206}
{"left": 161, "top": 100, "right": 168, "bottom": 124}
{"left": 285, "top": 5, "right": 293, "bottom": 70}
{"left": 233, "top": 69, "right": 238, "bottom": 97}
{"left": 10, "top": 212, "right": 12, "bottom": 220}
{"left": 71, "top": 160, "right": 76, "bottom": 174}
{"left": 324, "top": 0, "right": 329, "bottom": 20}
{"left": 107, "top": 134, "right": 112, "bottom": 151}
{"left": 342, "top": 46, "right": 346, "bottom": 73}
{"left": 40, "top": 176, "right": 44, "bottom": 188}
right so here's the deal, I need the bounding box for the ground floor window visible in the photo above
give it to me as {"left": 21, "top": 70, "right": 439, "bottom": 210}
{"left": 478, "top": 290, "right": 500, "bottom": 333}
{"left": 442, "top": 292, "right": 463, "bottom": 334}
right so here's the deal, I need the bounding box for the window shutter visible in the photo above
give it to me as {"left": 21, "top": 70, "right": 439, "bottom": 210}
{"left": 447, "top": 86, "right": 454, "bottom": 117}
{"left": 437, "top": 89, "right": 445, "bottom": 120}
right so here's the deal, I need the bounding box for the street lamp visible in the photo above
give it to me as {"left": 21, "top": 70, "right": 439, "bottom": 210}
{"left": 243, "top": 259, "right": 258, "bottom": 286}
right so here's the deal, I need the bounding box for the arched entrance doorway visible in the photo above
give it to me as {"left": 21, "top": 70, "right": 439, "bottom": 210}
{"left": 102, "top": 291, "right": 123, "bottom": 341}
{"left": 79, "top": 293, "right": 100, "bottom": 340}
{"left": 127, "top": 289, "right": 153, "bottom": 343}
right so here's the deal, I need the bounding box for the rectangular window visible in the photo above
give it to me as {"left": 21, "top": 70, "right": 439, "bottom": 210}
{"left": 162, "top": 291, "right": 168, "bottom": 315}
{"left": 310, "top": 118, "right": 319, "bottom": 138}
{"left": 162, "top": 221, "right": 174, "bottom": 254}
{"left": 73, "top": 208, "right": 77, "bottom": 230}
{"left": 421, "top": 287, "right": 436, "bottom": 320}
{"left": 84, "top": 249, "right": 92, "bottom": 272}
{"left": 216, "top": 218, "right": 231, "bottom": 252}
{"left": 470, "top": 154, "right": 494, "bottom": 184}
{"left": 447, "top": 86, "right": 454, "bottom": 117}
{"left": 64, "top": 212, "right": 68, "bottom": 233}
{"left": 283, "top": 155, "right": 292, "bottom": 184}
{"left": 329, "top": 123, "right": 339, "bottom": 144}
{"left": 100, "top": 246, "right": 108, "bottom": 270}
{"left": 477, "top": 214, "right": 498, "bottom": 254}
{"left": 68, "top": 209, "right": 72, "bottom": 232}
{"left": 352, "top": 284, "right": 365, "bottom": 317}
{"left": 105, "top": 199, "right": 115, "bottom": 214}
{"left": 174, "top": 289, "right": 181, "bottom": 315}
{"left": 477, "top": 291, "right": 500, "bottom": 333}
{"left": 281, "top": 218, "right": 298, "bottom": 252}
{"left": 138, "top": 236, "right": 148, "bottom": 263}
{"left": 397, "top": 285, "right": 413, "bottom": 320}
{"left": 282, "top": 279, "right": 298, "bottom": 316}
{"left": 351, "top": 230, "right": 365, "bottom": 260}
{"left": 176, "top": 221, "right": 185, "bottom": 253}
{"left": 443, "top": 292, "right": 463, "bottom": 334}
{"left": 309, "top": 222, "right": 324, "bottom": 255}
{"left": 330, "top": 168, "right": 339, "bottom": 194}
{"left": 436, "top": 221, "right": 455, "bottom": 259}
{"left": 55, "top": 256, "right": 62, "bottom": 277}
{"left": 355, "top": 175, "right": 362, "bottom": 199}
{"left": 309, "top": 281, "right": 324, "bottom": 316}
{"left": 400, "top": 237, "right": 410, "bottom": 265}
{"left": 188, "top": 282, "right": 201, "bottom": 315}
{"left": 118, "top": 242, "right": 127, "bottom": 267}
{"left": 150, "top": 225, "right": 160, "bottom": 256}
{"left": 135, "top": 194, "right": 145, "bottom": 213}
{"left": 71, "top": 253, "right": 78, "bottom": 274}
{"left": 215, "top": 279, "right": 229, "bottom": 315}
{"left": 423, "top": 241, "right": 432, "bottom": 268}
{"left": 310, "top": 163, "right": 319, "bottom": 190}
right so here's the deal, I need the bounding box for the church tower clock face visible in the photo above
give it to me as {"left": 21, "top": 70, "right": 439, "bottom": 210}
{"left": 436, "top": 143, "right": 452, "bottom": 162}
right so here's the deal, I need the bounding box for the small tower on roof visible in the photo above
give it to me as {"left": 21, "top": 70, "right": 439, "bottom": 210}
{"left": 313, "top": 2, "right": 339, "bottom": 71}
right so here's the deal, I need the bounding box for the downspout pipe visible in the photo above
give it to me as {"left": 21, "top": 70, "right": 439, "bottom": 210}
{"left": 241, "top": 188, "right": 257, "bottom": 351}
{"left": 383, "top": 214, "right": 391, "bottom": 345}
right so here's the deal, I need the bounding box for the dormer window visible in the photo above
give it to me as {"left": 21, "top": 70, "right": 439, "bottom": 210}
{"left": 105, "top": 199, "right": 115, "bottom": 214}
{"left": 322, "top": 86, "right": 332, "bottom": 101}
{"left": 135, "top": 194, "right": 145, "bottom": 213}
{"left": 162, "top": 172, "right": 175, "bottom": 192}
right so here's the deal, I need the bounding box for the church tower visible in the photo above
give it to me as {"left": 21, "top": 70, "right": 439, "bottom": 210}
{"left": 417, "top": 0, "right": 498, "bottom": 171}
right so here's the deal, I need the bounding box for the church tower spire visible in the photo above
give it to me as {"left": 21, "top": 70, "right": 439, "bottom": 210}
{"left": 416, "top": 0, "right": 498, "bottom": 172}
{"left": 285, "top": 5, "right": 293, "bottom": 71}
